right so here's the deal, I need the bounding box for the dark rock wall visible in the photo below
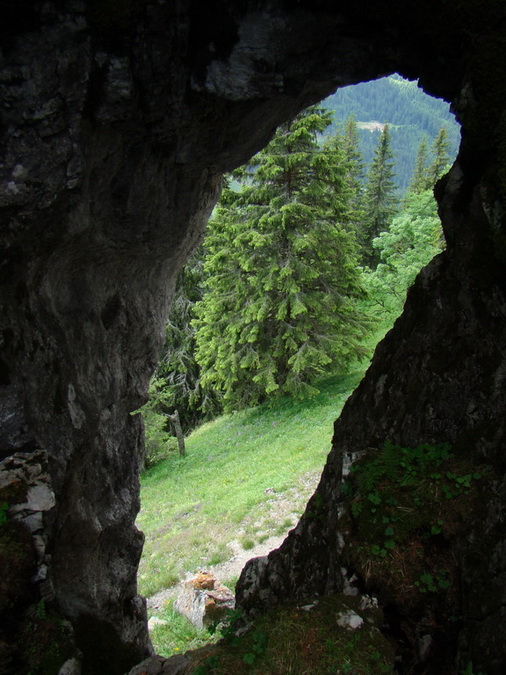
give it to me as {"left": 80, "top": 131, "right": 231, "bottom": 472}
{"left": 1, "top": 0, "right": 505, "bottom": 672}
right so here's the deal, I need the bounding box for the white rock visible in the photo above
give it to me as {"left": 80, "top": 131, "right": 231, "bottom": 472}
{"left": 58, "top": 658, "right": 81, "bottom": 675}
{"left": 148, "top": 616, "right": 168, "bottom": 630}
{"left": 6, "top": 181, "right": 20, "bottom": 194}
{"left": 22, "top": 511, "right": 44, "bottom": 532}
{"left": 359, "top": 594, "right": 378, "bottom": 610}
{"left": 25, "top": 484, "right": 55, "bottom": 511}
{"left": 337, "top": 610, "right": 364, "bottom": 630}
{"left": 341, "top": 567, "right": 360, "bottom": 596}
{"left": 299, "top": 602, "right": 318, "bottom": 611}
{"left": 32, "top": 563, "right": 48, "bottom": 583}
{"left": 12, "top": 164, "right": 25, "bottom": 178}
{"left": 174, "top": 572, "right": 235, "bottom": 629}
{"left": 32, "top": 534, "right": 46, "bottom": 558}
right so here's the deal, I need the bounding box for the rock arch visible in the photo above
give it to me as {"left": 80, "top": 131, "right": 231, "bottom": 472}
{"left": 1, "top": 1, "right": 506, "bottom": 672}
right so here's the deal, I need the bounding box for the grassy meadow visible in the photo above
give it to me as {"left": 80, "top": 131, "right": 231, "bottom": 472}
{"left": 137, "top": 317, "right": 396, "bottom": 659}
{"left": 137, "top": 370, "right": 365, "bottom": 598}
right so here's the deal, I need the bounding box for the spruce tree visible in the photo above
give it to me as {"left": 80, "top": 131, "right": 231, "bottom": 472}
{"left": 360, "top": 124, "right": 398, "bottom": 267}
{"left": 193, "top": 106, "right": 368, "bottom": 410}
{"left": 156, "top": 248, "right": 222, "bottom": 431}
{"left": 409, "top": 135, "right": 429, "bottom": 194}
{"left": 340, "top": 114, "right": 365, "bottom": 235}
{"left": 342, "top": 114, "right": 364, "bottom": 190}
{"left": 427, "top": 126, "right": 450, "bottom": 187}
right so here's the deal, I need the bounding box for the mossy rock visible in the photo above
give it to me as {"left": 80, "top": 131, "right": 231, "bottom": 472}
{"left": 336, "top": 441, "right": 494, "bottom": 668}
{"left": 0, "top": 479, "right": 28, "bottom": 507}
{"left": 184, "top": 594, "right": 395, "bottom": 674}
{"left": 18, "top": 604, "right": 75, "bottom": 675}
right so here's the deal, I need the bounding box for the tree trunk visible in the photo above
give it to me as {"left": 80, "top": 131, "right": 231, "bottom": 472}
{"left": 168, "top": 410, "right": 186, "bottom": 457}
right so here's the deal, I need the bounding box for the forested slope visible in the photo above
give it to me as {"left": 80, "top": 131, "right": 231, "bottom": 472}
{"left": 323, "top": 74, "right": 460, "bottom": 192}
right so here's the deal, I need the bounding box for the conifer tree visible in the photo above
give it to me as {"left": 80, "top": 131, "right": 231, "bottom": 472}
{"left": 409, "top": 135, "right": 429, "bottom": 194}
{"left": 427, "top": 126, "right": 450, "bottom": 187}
{"left": 156, "top": 248, "right": 222, "bottom": 431}
{"left": 360, "top": 124, "right": 398, "bottom": 267}
{"left": 342, "top": 114, "right": 364, "bottom": 189}
{"left": 340, "top": 114, "right": 365, "bottom": 235}
{"left": 193, "top": 106, "right": 368, "bottom": 410}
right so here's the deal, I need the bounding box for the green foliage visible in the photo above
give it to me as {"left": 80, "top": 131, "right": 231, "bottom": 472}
{"left": 214, "top": 607, "right": 244, "bottom": 641}
{"left": 360, "top": 124, "right": 399, "bottom": 266}
{"left": 18, "top": 601, "right": 74, "bottom": 675}
{"left": 427, "top": 125, "right": 450, "bottom": 187}
{"left": 409, "top": 135, "right": 430, "bottom": 193}
{"left": 157, "top": 249, "right": 223, "bottom": 432}
{"left": 194, "top": 105, "right": 369, "bottom": 410}
{"left": 409, "top": 126, "right": 451, "bottom": 194}
{"left": 183, "top": 594, "right": 395, "bottom": 674}
{"left": 239, "top": 536, "right": 255, "bottom": 550}
{"left": 343, "top": 440, "right": 489, "bottom": 606}
{"left": 340, "top": 114, "right": 365, "bottom": 236}
{"left": 141, "top": 250, "right": 224, "bottom": 461}
{"left": 140, "top": 377, "right": 178, "bottom": 469}
{"left": 144, "top": 79, "right": 456, "bottom": 457}
{"left": 414, "top": 570, "right": 450, "bottom": 594}
{"left": 349, "top": 441, "right": 452, "bottom": 491}
{"left": 442, "top": 470, "right": 483, "bottom": 499}
{"left": 148, "top": 603, "right": 217, "bottom": 658}
{"left": 324, "top": 73, "right": 460, "bottom": 192}
{"left": 193, "top": 655, "right": 219, "bottom": 675}
{"left": 362, "top": 189, "right": 444, "bottom": 316}
{"left": 242, "top": 629, "right": 268, "bottom": 666}
{"left": 345, "top": 441, "right": 458, "bottom": 555}
{"left": 460, "top": 662, "right": 485, "bottom": 675}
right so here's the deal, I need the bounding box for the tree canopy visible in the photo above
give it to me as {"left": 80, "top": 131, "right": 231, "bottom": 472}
{"left": 360, "top": 124, "right": 398, "bottom": 267}
{"left": 144, "top": 101, "right": 454, "bottom": 442}
{"left": 363, "top": 189, "right": 444, "bottom": 316}
{"left": 193, "top": 106, "right": 368, "bottom": 410}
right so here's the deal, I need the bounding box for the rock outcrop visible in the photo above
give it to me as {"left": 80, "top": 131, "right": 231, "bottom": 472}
{"left": 174, "top": 572, "right": 235, "bottom": 630}
{"left": 1, "top": 1, "right": 506, "bottom": 673}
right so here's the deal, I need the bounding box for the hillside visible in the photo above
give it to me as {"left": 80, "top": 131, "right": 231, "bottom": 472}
{"left": 137, "top": 371, "right": 365, "bottom": 598}
{"left": 323, "top": 74, "right": 460, "bottom": 192}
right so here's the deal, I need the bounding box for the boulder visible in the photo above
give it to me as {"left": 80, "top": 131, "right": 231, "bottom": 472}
{"left": 174, "top": 573, "right": 235, "bottom": 629}
{"left": 127, "top": 654, "right": 191, "bottom": 675}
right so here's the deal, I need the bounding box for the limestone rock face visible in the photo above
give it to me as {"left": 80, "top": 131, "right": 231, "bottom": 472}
{"left": 1, "top": 0, "right": 506, "bottom": 673}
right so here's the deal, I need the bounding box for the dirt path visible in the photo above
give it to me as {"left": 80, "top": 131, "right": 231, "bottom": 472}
{"left": 147, "top": 470, "right": 320, "bottom": 612}
{"left": 146, "top": 532, "right": 287, "bottom": 611}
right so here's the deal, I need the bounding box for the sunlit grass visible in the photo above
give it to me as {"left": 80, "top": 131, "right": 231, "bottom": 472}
{"left": 139, "top": 320, "right": 401, "bottom": 661}
{"left": 137, "top": 370, "right": 365, "bottom": 597}
{"left": 148, "top": 603, "right": 218, "bottom": 657}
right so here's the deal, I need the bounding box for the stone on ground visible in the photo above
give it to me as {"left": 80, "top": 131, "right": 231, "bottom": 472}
{"left": 174, "top": 572, "right": 234, "bottom": 629}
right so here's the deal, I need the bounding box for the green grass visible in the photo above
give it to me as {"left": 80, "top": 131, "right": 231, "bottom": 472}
{"left": 149, "top": 603, "right": 219, "bottom": 657}
{"left": 137, "top": 370, "right": 365, "bottom": 598}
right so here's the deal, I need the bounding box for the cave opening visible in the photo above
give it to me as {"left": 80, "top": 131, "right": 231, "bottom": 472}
{"left": 137, "top": 73, "right": 463, "bottom": 659}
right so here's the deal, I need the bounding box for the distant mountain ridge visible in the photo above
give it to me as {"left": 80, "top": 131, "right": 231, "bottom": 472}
{"left": 322, "top": 74, "right": 460, "bottom": 193}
